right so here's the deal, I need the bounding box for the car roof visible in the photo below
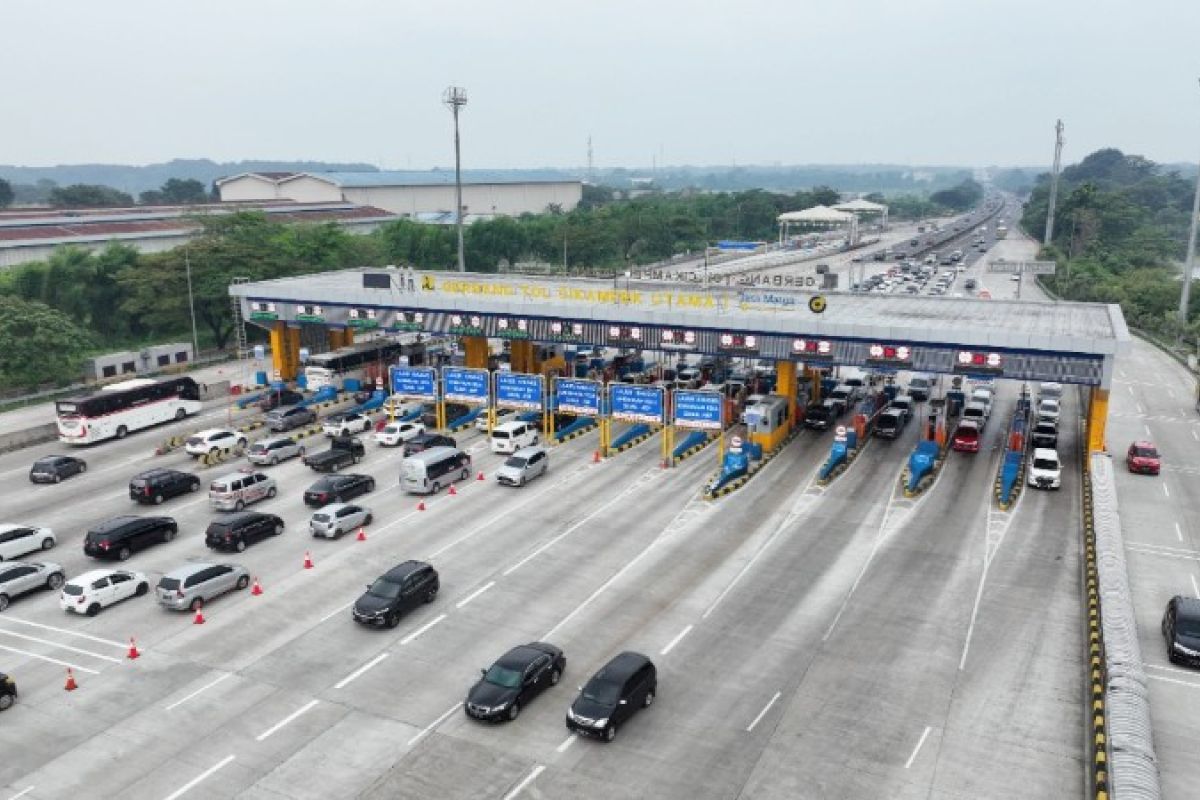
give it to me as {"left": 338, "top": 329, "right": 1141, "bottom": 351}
{"left": 91, "top": 515, "right": 143, "bottom": 531}
{"left": 1131, "top": 440, "right": 1157, "bottom": 449}
{"left": 162, "top": 562, "right": 224, "bottom": 579}
{"left": 406, "top": 446, "right": 459, "bottom": 463}
{"left": 67, "top": 568, "right": 134, "bottom": 585}
{"left": 593, "top": 651, "right": 653, "bottom": 681}
{"left": 195, "top": 428, "right": 233, "bottom": 437}
{"left": 314, "top": 503, "right": 354, "bottom": 514}
{"left": 493, "top": 420, "right": 528, "bottom": 432}
{"left": 957, "top": 420, "right": 980, "bottom": 431}
{"left": 498, "top": 644, "right": 553, "bottom": 669}
{"left": 382, "top": 560, "right": 430, "bottom": 582}
{"left": 1032, "top": 448, "right": 1059, "bottom": 459}
{"left": 209, "top": 511, "right": 271, "bottom": 525}
{"left": 511, "top": 446, "right": 546, "bottom": 458}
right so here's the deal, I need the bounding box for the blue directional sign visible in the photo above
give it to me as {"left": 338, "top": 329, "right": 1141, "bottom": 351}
{"left": 495, "top": 372, "right": 544, "bottom": 411}
{"left": 674, "top": 390, "right": 723, "bottom": 430}
{"left": 442, "top": 367, "right": 489, "bottom": 405}
{"left": 610, "top": 383, "right": 664, "bottom": 424}
{"left": 555, "top": 378, "right": 600, "bottom": 416}
{"left": 390, "top": 366, "right": 437, "bottom": 401}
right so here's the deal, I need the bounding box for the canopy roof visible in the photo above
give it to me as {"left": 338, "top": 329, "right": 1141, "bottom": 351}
{"left": 833, "top": 198, "right": 888, "bottom": 213}
{"left": 777, "top": 205, "right": 856, "bottom": 224}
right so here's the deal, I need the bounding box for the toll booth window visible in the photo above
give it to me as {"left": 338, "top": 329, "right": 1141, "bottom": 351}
{"left": 122, "top": 361, "right": 136, "bottom": 374}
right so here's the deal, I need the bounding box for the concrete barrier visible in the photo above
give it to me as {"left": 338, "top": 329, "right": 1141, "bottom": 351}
{"left": 0, "top": 422, "right": 59, "bottom": 455}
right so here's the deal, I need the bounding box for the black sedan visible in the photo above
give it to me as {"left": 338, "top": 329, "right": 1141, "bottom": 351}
{"left": 259, "top": 388, "right": 305, "bottom": 411}
{"left": 29, "top": 455, "right": 87, "bottom": 484}
{"left": 303, "top": 474, "right": 375, "bottom": 507}
{"left": 0, "top": 672, "right": 15, "bottom": 712}
{"left": 465, "top": 642, "right": 566, "bottom": 722}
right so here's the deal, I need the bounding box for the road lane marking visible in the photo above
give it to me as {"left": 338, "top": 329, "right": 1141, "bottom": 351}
{"left": 406, "top": 701, "right": 462, "bottom": 747}
{"left": 1177, "top": 522, "right": 1184, "bottom": 542}
{"left": 905, "top": 726, "right": 933, "bottom": 769}
{"left": 0, "top": 616, "right": 127, "bottom": 649}
{"left": 162, "top": 754, "right": 235, "bottom": 800}
{"left": 1146, "top": 673, "right": 1200, "bottom": 689}
{"left": 659, "top": 624, "right": 693, "bottom": 656}
{"left": 0, "top": 643, "right": 100, "bottom": 674}
{"left": 1127, "top": 385, "right": 1135, "bottom": 396}
{"left": 334, "top": 652, "right": 388, "bottom": 689}
{"left": 502, "top": 765, "right": 545, "bottom": 800}
{"left": 1164, "top": 483, "right": 1171, "bottom": 498}
{"left": 1137, "top": 403, "right": 1144, "bottom": 414}
{"left": 318, "top": 602, "right": 354, "bottom": 624}
{"left": 1192, "top": 574, "right": 1199, "bottom": 597}
{"left": 400, "top": 614, "right": 446, "bottom": 646}
{"left": 555, "top": 734, "right": 577, "bottom": 753}
{"left": 255, "top": 699, "right": 319, "bottom": 741}
{"left": 1126, "top": 541, "right": 1197, "bottom": 554}
{"left": 5, "top": 787, "right": 34, "bottom": 800}
{"left": 745, "top": 691, "right": 782, "bottom": 732}
{"left": 455, "top": 581, "right": 495, "bottom": 609}
{"left": 165, "top": 673, "right": 232, "bottom": 710}
{"left": 0, "top": 629, "right": 122, "bottom": 663}
{"left": 1193, "top": 429, "right": 1199, "bottom": 442}
{"left": 1127, "top": 544, "right": 1200, "bottom": 561}
{"left": 1145, "top": 424, "right": 1152, "bottom": 437}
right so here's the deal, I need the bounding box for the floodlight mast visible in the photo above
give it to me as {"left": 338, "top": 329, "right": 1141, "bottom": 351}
{"left": 443, "top": 86, "right": 468, "bottom": 272}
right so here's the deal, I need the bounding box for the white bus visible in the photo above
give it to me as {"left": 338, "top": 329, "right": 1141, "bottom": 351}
{"left": 303, "top": 335, "right": 428, "bottom": 392}
{"left": 55, "top": 377, "right": 202, "bottom": 444}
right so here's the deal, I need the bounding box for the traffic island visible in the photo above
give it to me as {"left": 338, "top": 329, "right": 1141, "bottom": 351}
{"left": 672, "top": 430, "right": 715, "bottom": 466}
{"left": 703, "top": 427, "right": 799, "bottom": 500}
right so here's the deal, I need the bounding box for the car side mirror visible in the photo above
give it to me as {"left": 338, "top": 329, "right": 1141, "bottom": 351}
{"left": 577, "top": 686, "right": 583, "bottom": 692}
{"left": 480, "top": 668, "right": 487, "bottom": 677}
{"left": 618, "top": 699, "right": 628, "bottom": 705}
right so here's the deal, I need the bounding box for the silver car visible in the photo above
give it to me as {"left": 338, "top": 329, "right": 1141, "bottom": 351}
{"left": 309, "top": 503, "right": 373, "bottom": 538}
{"left": 495, "top": 446, "right": 549, "bottom": 487}
{"left": 266, "top": 405, "right": 317, "bottom": 432}
{"left": 156, "top": 562, "right": 250, "bottom": 612}
{"left": 247, "top": 436, "right": 306, "bottom": 466}
{"left": 0, "top": 561, "right": 66, "bottom": 612}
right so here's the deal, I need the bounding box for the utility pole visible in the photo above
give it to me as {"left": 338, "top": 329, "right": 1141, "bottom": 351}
{"left": 184, "top": 246, "right": 200, "bottom": 360}
{"left": 1179, "top": 80, "right": 1200, "bottom": 323}
{"left": 1044, "top": 119, "right": 1064, "bottom": 246}
{"left": 443, "top": 86, "right": 468, "bottom": 272}
{"left": 587, "top": 135, "right": 594, "bottom": 183}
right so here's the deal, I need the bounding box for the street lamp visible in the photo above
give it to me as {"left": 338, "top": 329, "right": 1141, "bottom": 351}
{"left": 443, "top": 86, "right": 468, "bottom": 273}
{"left": 1180, "top": 79, "right": 1200, "bottom": 324}
{"left": 184, "top": 245, "right": 200, "bottom": 360}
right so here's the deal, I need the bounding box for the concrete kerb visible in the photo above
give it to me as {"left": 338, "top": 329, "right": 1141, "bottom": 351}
{"left": 671, "top": 433, "right": 716, "bottom": 466}
{"left": 702, "top": 425, "right": 801, "bottom": 501}
{"left": 1081, "top": 460, "right": 1109, "bottom": 800}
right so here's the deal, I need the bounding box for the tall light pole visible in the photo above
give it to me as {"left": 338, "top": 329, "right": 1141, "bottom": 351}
{"left": 184, "top": 245, "right": 200, "bottom": 359}
{"left": 1044, "top": 119, "right": 1065, "bottom": 246}
{"left": 443, "top": 86, "right": 468, "bottom": 272}
{"left": 1180, "top": 80, "right": 1200, "bottom": 323}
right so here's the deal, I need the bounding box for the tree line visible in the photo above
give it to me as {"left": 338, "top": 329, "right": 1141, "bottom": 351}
{"left": 0, "top": 177, "right": 211, "bottom": 208}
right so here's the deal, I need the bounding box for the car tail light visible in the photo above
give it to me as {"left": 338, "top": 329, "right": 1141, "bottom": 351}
{"left": 100, "top": 541, "right": 109, "bottom": 550}
{"left": 145, "top": 485, "right": 152, "bottom": 497}
{"left": 176, "top": 589, "right": 185, "bottom": 598}
{"left": 77, "top": 596, "right": 86, "bottom": 604}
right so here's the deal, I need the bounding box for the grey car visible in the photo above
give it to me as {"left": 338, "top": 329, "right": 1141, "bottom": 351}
{"left": 495, "top": 446, "right": 549, "bottom": 487}
{"left": 247, "top": 435, "right": 306, "bottom": 466}
{"left": 309, "top": 503, "right": 373, "bottom": 538}
{"left": 0, "top": 561, "right": 66, "bottom": 611}
{"left": 266, "top": 405, "right": 317, "bottom": 432}
{"left": 156, "top": 562, "right": 250, "bottom": 612}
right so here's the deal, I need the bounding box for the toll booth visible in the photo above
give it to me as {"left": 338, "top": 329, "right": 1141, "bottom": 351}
{"left": 745, "top": 395, "right": 790, "bottom": 452}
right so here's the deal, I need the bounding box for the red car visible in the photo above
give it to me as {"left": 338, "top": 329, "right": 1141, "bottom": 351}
{"left": 1126, "top": 441, "right": 1161, "bottom": 475}
{"left": 952, "top": 420, "right": 981, "bottom": 452}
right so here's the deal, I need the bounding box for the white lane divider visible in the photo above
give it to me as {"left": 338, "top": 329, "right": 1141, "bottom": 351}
{"left": 334, "top": 652, "right": 388, "bottom": 689}
{"left": 555, "top": 734, "right": 577, "bottom": 754}
{"left": 406, "top": 701, "right": 462, "bottom": 747}
{"left": 0, "top": 615, "right": 128, "bottom": 649}
{"left": 745, "top": 690, "right": 782, "bottom": 732}
{"left": 5, "top": 786, "right": 35, "bottom": 800}
{"left": 400, "top": 614, "right": 446, "bottom": 646}
{"left": 161, "top": 754, "right": 236, "bottom": 800}
{"left": 501, "top": 765, "right": 545, "bottom": 800}
{"left": 1164, "top": 483, "right": 1171, "bottom": 498}
{"left": 904, "top": 725, "right": 933, "bottom": 769}
{"left": 455, "top": 581, "right": 495, "bottom": 610}
{"left": 0, "top": 643, "right": 100, "bottom": 674}
{"left": 959, "top": 491, "right": 1023, "bottom": 671}
{"left": 1177, "top": 522, "right": 1184, "bottom": 542}
{"left": 1191, "top": 574, "right": 1199, "bottom": 598}
{"left": 165, "top": 672, "right": 233, "bottom": 711}
{"left": 659, "top": 624, "right": 693, "bottom": 656}
{"left": 255, "top": 699, "right": 319, "bottom": 742}
{"left": 0, "top": 628, "right": 122, "bottom": 664}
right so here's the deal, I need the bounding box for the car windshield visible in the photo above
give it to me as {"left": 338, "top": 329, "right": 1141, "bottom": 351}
{"left": 33, "top": 458, "right": 55, "bottom": 468}
{"left": 367, "top": 578, "right": 402, "bottom": 599}
{"left": 311, "top": 479, "right": 333, "bottom": 492}
{"left": 484, "top": 664, "right": 523, "bottom": 689}
{"left": 312, "top": 514, "right": 331, "bottom": 523}
{"left": 1177, "top": 617, "right": 1200, "bottom": 638}
{"left": 159, "top": 578, "right": 180, "bottom": 591}
{"left": 186, "top": 437, "right": 203, "bottom": 446}
{"left": 505, "top": 457, "right": 527, "bottom": 468}
{"left": 250, "top": 443, "right": 267, "bottom": 453}
{"left": 62, "top": 584, "right": 83, "bottom": 596}
{"left": 582, "top": 680, "right": 622, "bottom": 706}
{"left": 1034, "top": 458, "right": 1059, "bottom": 470}
{"left": 1134, "top": 446, "right": 1158, "bottom": 458}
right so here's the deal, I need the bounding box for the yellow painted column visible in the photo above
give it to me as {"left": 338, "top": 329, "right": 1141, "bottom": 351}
{"left": 464, "top": 336, "right": 489, "bottom": 369}
{"left": 1088, "top": 387, "right": 1109, "bottom": 453}
{"left": 775, "top": 360, "right": 798, "bottom": 423}
{"left": 285, "top": 327, "right": 301, "bottom": 381}
{"left": 511, "top": 341, "right": 534, "bottom": 373}
{"left": 343, "top": 327, "right": 354, "bottom": 345}
{"left": 327, "top": 329, "right": 343, "bottom": 350}
{"left": 269, "top": 322, "right": 288, "bottom": 380}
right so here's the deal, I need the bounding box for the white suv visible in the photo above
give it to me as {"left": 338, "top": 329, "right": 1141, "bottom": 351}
{"left": 323, "top": 412, "right": 373, "bottom": 437}
{"left": 185, "top": 429, "right": 247, "bottom": 457}
{"left": 60, "top": 568, "right": 149, "bottom": 616}
{"left": 1028, "top": 448, "right": 1062, "bottom": 490}
{"left": 0, "top": 524, "right": 55, "bottom": 561}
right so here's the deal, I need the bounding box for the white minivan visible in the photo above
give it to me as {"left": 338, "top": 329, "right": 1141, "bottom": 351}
{"left": 209, "top": 469, "right": 277, "bottom": 511}
{"left": 490, "top": 421, "right": 539, "bottom": 454}
{"left": 400, "top": 447, "right": 472, "bottom": 495}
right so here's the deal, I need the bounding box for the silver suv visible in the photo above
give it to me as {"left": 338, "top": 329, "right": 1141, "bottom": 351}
{"left": 156, "top": 563, "right": 250, "bottom": 612}
{"left": 247, "top": 436, "right": 306, "bottom": 466}
{"left": 309, "top": 503, "right": 373, "bottom": 538}
{"left": 266, "top": 405, "right": 316, "bottom": 432}
{"left": 495, "top": 446, "right": 549, "bottom": 487}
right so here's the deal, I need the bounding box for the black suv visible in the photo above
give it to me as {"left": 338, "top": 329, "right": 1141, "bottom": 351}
{"left": 566, "top": 651, "right": 656, "bottom": 742}
{"left": 29, "top": 455, "right": 86, "bottom": 484}
{"left": 0, "top": 672, "right": 15, "bottom": 712}
{"left": 129, "top": 469, "right": 200, "bottom": 505}
{"left": 352, "top": 560, "right": 438, "bottom": 628}
{"left": 466, "top": 642, "right": 566, "bottom": 722}
{"left": 1162, "top": 595, "right": 1200, "bottom": 667}
{"left": 404, "top": 433, "right": 457, "bottom": 457}
{"left": 83, "top": 516, "right": 177, "bottom": 561}
{"left": 259, "top": 388, "right": 304, "bottom": 411}
{"left": 303, "top": 474, "right": 375, "bottom": 507}
{"left": 205, "top": 512, "right": 284, "bottom": 553}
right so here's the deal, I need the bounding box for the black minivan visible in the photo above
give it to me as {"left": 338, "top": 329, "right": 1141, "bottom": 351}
{"left": 83, "top": 516, "right": 178, "bottom": 561}
{"left": 1162, "top": 595, "right": 1200, "bottom": 667}
{"left": 204, "top": 512, "right": 284, "bottom": 553}
{"left": 566, "top": 651, "right": 657, "bottom": 742}
{"left": 352, "top": 561, "right": 439, "bottom": 628}
{"left": 129, "top": 469, "right": 201, "bottom": 505}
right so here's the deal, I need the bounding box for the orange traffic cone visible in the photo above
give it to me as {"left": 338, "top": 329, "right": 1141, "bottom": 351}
{"left": 417, "top": 500, "right": 426, "bottom": 511}
{"left": 476, "top": 471, "right": 485, "bottom": 481}
{"left": 193, "top": 604, "right": 206, "bottom": 625}
{"left": 303, "top": 551, "right": 314, "bottom": 570}
{"left": 64, "top": 668, "right": 78, "bottom": 691}
{"left": 251, "top": 577, "right": 263, "bottom": 596}
{"left": 356, "top": 528, "right": 367, "bottom": 541}
{"left": 592, "top": 450, "right": 601, "bottom": 463}
{"left": 127, "top": 637, "right": 140, "bottom": 660}
{"left": 448, "top": 484, "right": 457, "bottom": 496}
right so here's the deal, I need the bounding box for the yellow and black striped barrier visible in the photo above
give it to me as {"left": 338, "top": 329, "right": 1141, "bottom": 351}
{"left": 237, "top": 419, "right": 267, "bottom": 434}
{"left": 702, "top": 425, "right": 800, "bottom": 501}
{"left": 1081, "top": 465, "right": 1108, "bottom": 800}
{"left": 198, "top": 444, "right": 247, "bottom": 468}
{"left": 558, "top": 421, "right": 599, "bottom": 443}
{"left": 672, "top": 434, "right": 715, "bottom": 466}
{"left": 156, "top": 434, "right": 188, "bottom": 455}
{"left": 611, "top": 426, "right": 658, "bottom": 454}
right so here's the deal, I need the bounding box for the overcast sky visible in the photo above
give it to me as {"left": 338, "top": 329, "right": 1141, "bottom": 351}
{"left": 4, "top": 0, "right": 1198, "bottom": 170}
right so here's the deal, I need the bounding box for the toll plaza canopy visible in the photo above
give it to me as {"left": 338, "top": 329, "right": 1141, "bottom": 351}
{"left": 231, "top": 267, "right": 1130, "bottom": 388}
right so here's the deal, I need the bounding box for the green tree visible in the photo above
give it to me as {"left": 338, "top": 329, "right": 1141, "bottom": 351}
{"left": 929, "top": 179, "right": 983, "bottom": 211}
{"left": 141, "top": 178, "right": 209, "bottom": 205}
{"left": 49, "top": 184, "right": 134, "bottom": 208}
{"left": 0, "top": 178, "right": 13, "bottom": 208}
{"left": 0, "top": 295, "right": 94, "bottom": 388}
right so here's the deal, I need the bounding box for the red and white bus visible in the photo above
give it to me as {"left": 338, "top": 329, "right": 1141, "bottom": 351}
{"left": 56, "top": 377, "right": 202, "bottom": 444}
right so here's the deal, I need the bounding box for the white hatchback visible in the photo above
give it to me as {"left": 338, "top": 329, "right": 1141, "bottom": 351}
{"left": 60, "top": 568, "right": 149, "bottom": 616}
{"left": 0, "top": 524, "right": 55, "bottom": 561}
{"left": 375, "top": 421, "right": 425, "bottom": 447}
{"left": 185, "top": 429, "right": 247, "bottom": 457}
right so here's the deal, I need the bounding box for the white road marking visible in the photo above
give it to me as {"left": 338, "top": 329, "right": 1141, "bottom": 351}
{"left": 745, "top": 690, "right": 782, "bottom": 732}
{"left": 905, "top": 726, "right": 933, "bottom": 769}
{"left": 502, "top": 765, "right": 545, "bottom": 800}
{"left": 1119, "top": 369, "right": 1128, "bottom": 379}
{"left": 0, "top": 616, "right": 127, "bottom": 649}
{"left": 255, "top": 699, "right": 319, "bottom": 741}
{"left": 455, "top": 581, "right": 495, "bottom": 609}
{"left": 1146, "top": 673, "right": 1200, "bottom": 690}
{"left": 1137, "top": 403, "right": 1145, "bottom": 414}
{"left": 1193, "top": 429, "right": 1199, "bottom": 442}
{"left": 165, "top": 672, "right": 233, "bottom": 710}
{"left": 1192, "top": 574, "right": 1199, "bottom": 598}
{"left": 0, "top": 629, "right": 122, "bottom": 663}
{"left": 406, "top": 701, "right": 463, "bottom": 747}
{"left": 334, "top": 652, "right": 389, "bottom": 689}
{"left": 1128, "top": 385, "right": 1135, "bottom": 396}
{"left": 659, "top": 624, "right": 693, "bottom": 656}
{"left": 1145, "top": 424, "right": 1152, "bottom": 437}
{"left": 1126, "top": 541, "right": 1197, "bottom": 554}
{"left": 400, "top": 614, "right": 446, "bottom": 645}
{"left": 555, "top": 734, "right": 577, "bottom": 754}
{"left": 317, "top": 602, "right": 354, "bottom": 624}
{"left": 1146, "top": 662, "right": 1200, "bottom": 677}
{"left": 161, "top": 754, "right": 236, "bottom": 800}
{"left": 1127, "top": 544, "right": 1200, "bottom": 561}
{"left": 5, "top": 787, "right": 35, "bottom": 800}
{"left": 0, "top": 643, "right": 100, "bottom": 674}
{"left": 1164, "top": 483, "right": 1171, "bottom": 498}
{"left": 1177, "top": 522, "right": 1184, "bottom": 542}
{"left": 1168, "top": 387, "right": 1177, "bottom": 399}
